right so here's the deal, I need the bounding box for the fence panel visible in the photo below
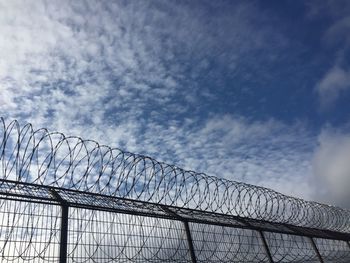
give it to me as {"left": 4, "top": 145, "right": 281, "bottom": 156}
{"left": 189, "top": 223, "right": 268, "bottom": 262}
{"left": 0, "top": 199, "right": 60, "bottom": 262}
{"left": 67, "top": 208, "right": 192, "bottom": 262}
{"left": 313, "top": 238, "right": 350, "bottom": 263}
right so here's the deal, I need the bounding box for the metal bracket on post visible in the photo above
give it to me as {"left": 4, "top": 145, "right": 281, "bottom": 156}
{"left": 258, "top": 231, "right": 274, "bottom": 263}
{"left": 309, "top": 237, "right": 324, "bottom": 263}
{"left": 50, "top": 189, "right": 69, "bottom": 263}
{"left": 160, "top": 206, "right": 197, "bottom": 263}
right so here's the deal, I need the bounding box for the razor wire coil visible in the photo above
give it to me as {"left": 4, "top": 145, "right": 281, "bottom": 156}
{"left": 0, "top": 117, "right": 349, "bottom": 233}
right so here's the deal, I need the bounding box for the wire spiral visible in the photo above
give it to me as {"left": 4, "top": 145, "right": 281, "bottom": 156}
{"left": 0, "top": 117, "right": 349, "bottom": 233}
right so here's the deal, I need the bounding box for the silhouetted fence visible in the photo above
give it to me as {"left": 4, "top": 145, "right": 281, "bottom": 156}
{"left": 0, "top": 118, "right": 349, "bottom": 262}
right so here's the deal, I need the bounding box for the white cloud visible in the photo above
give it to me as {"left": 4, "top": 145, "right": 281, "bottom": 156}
{"left": 308, "top": 0, "right": 350, "bottom": 109}
{"left": 312, "top": 129, "right": 350, "bottom": 207}
{"left": 0, "top": 0, "right": 317, "bottom": 201}
{"left": 316, "top": 66, "right": 350, "bottom": 109}
{"left": 306, "top": 0, "right": 350, "bottom": 20}
{"left": 103, "top": 114, "right": 315, "bottom": 200}
{"left": 323, "top": 17, "right": 350, "bottom": 47}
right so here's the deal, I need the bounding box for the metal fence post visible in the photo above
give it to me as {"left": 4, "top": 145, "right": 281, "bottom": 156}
{"left": 50, "top": 189, "right": 69, "bottom": 263}
{"left": 309, "top": 237, "right": 324, "bottom": 263}
{"left": 258, "top": 231, "right": 274, "bottom": 263}
{"left": 183, "top": 220, "right": 197, "bottom": 263}
{"left": 160, "top": 206, "right": 197, "bottom": 263}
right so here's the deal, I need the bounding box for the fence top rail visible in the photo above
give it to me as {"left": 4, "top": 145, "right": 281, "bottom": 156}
{"left": 1, "top": 178, "right": 349, "bottom": 242}
{"left": 1, "top": 117, "right": 349, "bottom": 233}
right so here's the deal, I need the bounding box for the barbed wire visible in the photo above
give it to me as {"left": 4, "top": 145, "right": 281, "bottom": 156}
{"left": 0, "top": 117, "right": 349, "bottom": 233}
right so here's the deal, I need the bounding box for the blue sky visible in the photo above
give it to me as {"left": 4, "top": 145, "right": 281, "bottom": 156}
{"left": 0, "top": 0, "right": 350, "bottom": 206}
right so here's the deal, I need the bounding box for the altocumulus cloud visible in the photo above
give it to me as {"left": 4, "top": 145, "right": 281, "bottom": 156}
{"left": 0, "top": 0, "right": 333, "bottom": 202}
